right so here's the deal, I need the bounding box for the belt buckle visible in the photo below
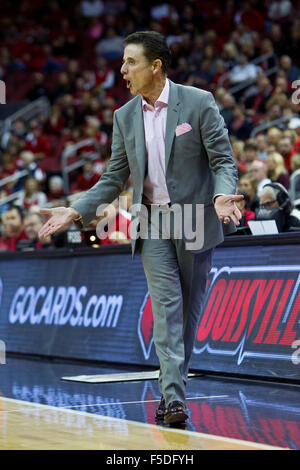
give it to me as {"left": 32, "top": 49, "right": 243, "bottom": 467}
{"left": 156, "top": 203, "right": 171, "bottom": 209}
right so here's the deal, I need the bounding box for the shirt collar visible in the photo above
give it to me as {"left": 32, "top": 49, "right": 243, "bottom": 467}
{"left": 142, "top": 78, "right": 169, "bottom": 111}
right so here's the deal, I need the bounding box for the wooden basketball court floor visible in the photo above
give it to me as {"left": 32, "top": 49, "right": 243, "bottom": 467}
{"left": 0, "top": 356, "right": 299, "bottom": 450}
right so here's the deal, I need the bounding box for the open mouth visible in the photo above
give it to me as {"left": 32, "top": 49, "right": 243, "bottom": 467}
{"left": 126, "top": 80, "right": 131, "bottom": 89}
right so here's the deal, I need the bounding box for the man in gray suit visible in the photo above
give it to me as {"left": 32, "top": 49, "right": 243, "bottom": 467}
{"left": 39, "top": 31, "right": 242, "bottom": 425}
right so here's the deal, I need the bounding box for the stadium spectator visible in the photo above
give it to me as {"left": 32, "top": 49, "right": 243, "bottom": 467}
{"left": 220, "top": 92, "right": 235, "bottom": 129}
{"left": 248, "top": 160, "right": 272, "bottom": 196}
{"left": 266, "top": 151, "right": 290, "bottom": 189}
{"left": 257, "top": 183, "right": 300, "bottom": 232}
{"left": 229, "top": 54, "right": 261, "bottom": 86}
{"left": 288, "top": 118, "right": 300, "bottom": 153}
{"left": 16, "top": 177, "right": 48, "bottom": 209}
{"left": 237, "top": 173, "right": 259, "bottom": 212}
{"left": 0, "top": 153, "right": 17, "bottom": 194}
{"left": 50, "top": 73, "right": 76, "bottom": 103}
{"left": 239, "top": 2, "right": 265, "bottom": 31}
{"left": 229, "top": 104, "right": 253, "bottom": 140}
{"left": 278, "top": 135, "right": 296, "bottom": 172}
{"left": 16, "top": 150, "right": 45, "bottom": 184}
{"left": 71, "top": 159, "right": 101, "bottom": 193}
{"left": 290, "top": 153, "right": 300, "bottom": 173}
{"left": 244, "top": 74, "right": 273, "bottom": 116}
{"left": 80, "top": 0, "right": 104, "bottom": 17}
{"left": 0, "top": 205, "right": 27, "bottom": 251}
{"left": 26, "top": 72, "right": 50, "bottom": 102}
{"left": 266, "top": 127, "right": 282, "bottom": 147}
{"left": 77, "top": 117, "right": 108, "bottom": 159}
{"left": 47, "top": 176, "right": 66, "bottom": 206}
{"left": 24, "top": 122, "right": 51, "bottom": 160}
{"left": 23, "top": 212, "right": 53, "bottom": 249}
{"left": 95, "top": 27, "right": 124, "bottom": 60}
{"left": 93, "top": 56, "right": 115, "bottom": 90}
{"left": 43, "top": 105, "right": 66, "bottom": 136}
{"left": 1, "top": 118, "right": 27, "bottom": 150}
{"left": 242, "top": 139, "right": 258, "bottom": 170}
{"left": 235, "top": 190, "right": 255, "bottom": 227}
{"left": 279, "top": 55, "right": 300, "bottom": 84}
{"left": 255, "top": 134, "right": 268, "bottom": 161}
{"left": 232, "top": 140, "right": 247, "bottom": 176}
{"left": 268, "top": 1, "right": 292, "bottom": 21}
{"left": 290, "top": 153, "right": 300, "bottom": 202}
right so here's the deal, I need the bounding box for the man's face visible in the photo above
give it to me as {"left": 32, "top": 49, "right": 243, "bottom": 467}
{"left": 3, "top": 209, "right": 22, "bottom": 235}
{"left": 255, "top": 135, "right": 266, "bottom": 150}
{"left": 278, "top": 138, "right": 293, "bottom": 156}
{"left": 259, "top": 191, "right": 278, "bottom": 210}
{"left": 120, "top": 43, "right": 154, "bottom": 96}
{"left": 244, "top": 149, "right": 256, "bottom": 162}
{"left": 238, "top": 179, "right": 252, "bottom": 194}
{"left": 248, "top": 163, "right": 266, "bottom": 182}
{"left": 24, "top": 215, "right": 43, "bottom": 241}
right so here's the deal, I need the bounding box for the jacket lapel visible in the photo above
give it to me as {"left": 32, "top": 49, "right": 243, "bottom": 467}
{"left": 133, "top": 96, "right": 146, "bottom": 181}
{"left": 165, "top": 81, "right": 181, "bottom": 170}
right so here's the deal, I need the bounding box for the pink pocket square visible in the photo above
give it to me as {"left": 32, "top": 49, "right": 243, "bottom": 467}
{"left": 175, "top": 122, "right": 192, "bottom": 136}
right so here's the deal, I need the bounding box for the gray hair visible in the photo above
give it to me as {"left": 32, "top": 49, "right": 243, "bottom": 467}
{"left": 260, "top": 185, "right": 278, "bottom": 200}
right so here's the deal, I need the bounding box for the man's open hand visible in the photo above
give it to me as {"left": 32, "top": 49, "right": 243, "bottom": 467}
{"left": 214, "top": 194, "right": 244, "bottom": 226}
{"left": 38, "top": 207, "right": 80, "bottom": 240}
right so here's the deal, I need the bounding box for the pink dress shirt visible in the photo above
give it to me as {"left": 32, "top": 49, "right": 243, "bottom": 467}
{"left": 142, "top": 79, "right": 171, "bottom": 205}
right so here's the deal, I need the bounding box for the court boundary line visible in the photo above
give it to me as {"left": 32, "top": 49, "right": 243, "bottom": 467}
{"left": 54, "top": 394, "right": 230, "bottom": 409}
{"left": 0, "top": 396, "right": 287, "bottom": 450}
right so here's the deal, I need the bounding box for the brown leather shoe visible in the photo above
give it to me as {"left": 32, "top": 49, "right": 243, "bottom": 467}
{"left": 155, "top": 396, "right": 166, "bottom": 421}
{"left": 164, "top": 400, "right": 188, "bottom": 425}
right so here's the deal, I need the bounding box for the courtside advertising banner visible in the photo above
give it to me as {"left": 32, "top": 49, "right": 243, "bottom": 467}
{"left": 0, "top": 244, "right": 299, "bottom": 381}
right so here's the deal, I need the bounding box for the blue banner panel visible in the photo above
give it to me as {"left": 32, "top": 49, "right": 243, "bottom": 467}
{"left": 0, "top": 244, "right": 299, "bottom": 381}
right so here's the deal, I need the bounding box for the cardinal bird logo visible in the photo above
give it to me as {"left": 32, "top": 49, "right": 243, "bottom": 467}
{"left": 137, "top": 292, "right": 154, "bottom": 360}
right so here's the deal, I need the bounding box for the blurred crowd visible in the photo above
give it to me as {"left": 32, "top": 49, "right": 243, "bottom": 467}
{"left": 0, "top": 0, "right": 300, "bottom": 250}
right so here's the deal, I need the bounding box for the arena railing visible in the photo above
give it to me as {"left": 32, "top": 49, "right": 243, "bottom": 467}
{"left": 0, "top": 97, "right": 51, "bottom": 136}
{"left": 61, "top": 138, "right": 101, "bottom": 194}
{"left": 0, "top": 170, "right": 29, "bottom": 208}
{"left": 250, "top": 114, "right": 299, "bottom": 138}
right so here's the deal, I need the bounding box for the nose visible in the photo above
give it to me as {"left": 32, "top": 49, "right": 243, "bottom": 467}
{"left": 120, "top": 63, "right": 127, "bottom": 75}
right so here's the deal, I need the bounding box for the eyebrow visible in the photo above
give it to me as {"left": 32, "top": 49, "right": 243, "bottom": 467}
{"left": 122, "top": 56, "right": 136, "bottom": 62}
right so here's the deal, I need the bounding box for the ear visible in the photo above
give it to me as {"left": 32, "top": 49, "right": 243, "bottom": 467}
{"left": 152, "top": 58, "right": 163, "bottom": 73}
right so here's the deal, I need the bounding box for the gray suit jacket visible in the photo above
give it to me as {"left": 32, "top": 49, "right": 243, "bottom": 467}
{"left": 72, "top": 80, "right": 238, "bottom": 256}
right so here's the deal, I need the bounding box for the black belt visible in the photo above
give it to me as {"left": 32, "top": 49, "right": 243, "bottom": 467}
{"left": 145, "top": 202, "right": 172, "bottom": 209}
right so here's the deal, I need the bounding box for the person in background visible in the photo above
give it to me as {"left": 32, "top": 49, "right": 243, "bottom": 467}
{"left": 248, "top": 160, "right": 272, "bottom": 196}
{"left": 238, "top": 173, "right": 259, "bottom": 212}
{"left": 255, "top": 134, "right": 268, "bottom": 161}
{"left": 242, "top": 140, "right": 258, "bottom": 170}
{"left": 16, "top": 150, "right": 46, "bottom": 183}
{"left": 0, "top": 205, "right": 27, "bottom": 251}
{"left": 266, "top": 127, "right": 282, "bottom": 148}
{"left": 235, "top": 190, "right": 255, "bottom": 227}
{"left": 278, "top": 135, "right": 296, "bottom": 172}
{"left": 47, "top": 176, "right": 66, "bottom": 207}
{"left": 23, "top": 212, "right": 53, "bottom": 249}
{"left": 229, "top": 104, "right": 253, "bottom": 140}
{"left": 24, "top": 121, "right": 51, "bottom": 160}
{"left": 231, "top": 140, "right": 247, "bottom": 176}
{"left": 257, "top": 183, "right": 300, "bottom": 232}
{"left": 71, "top": 159, "right": 101, "bottom": 193}
{"left": 16, "top": 177, "right": 48, "bottom": 209}
{"left": 266, "top": 151, "right": 290, "bottom": 189}
{"left": 290, "top": 153, "right": 300, "bottom": 174}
